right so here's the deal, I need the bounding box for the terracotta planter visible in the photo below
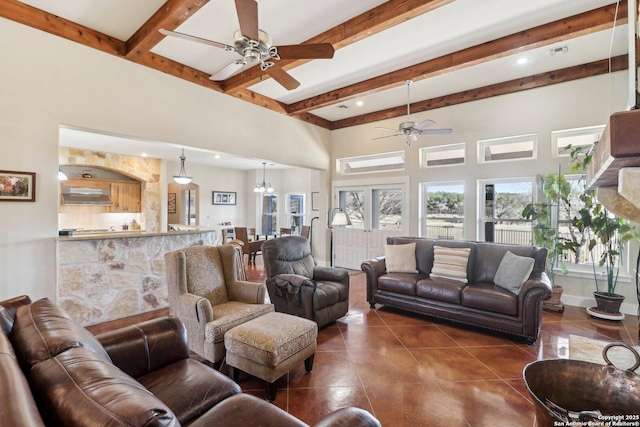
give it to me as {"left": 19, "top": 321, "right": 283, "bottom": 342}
{"left": 593, "top": 291, "right": 625, "bottom": 314}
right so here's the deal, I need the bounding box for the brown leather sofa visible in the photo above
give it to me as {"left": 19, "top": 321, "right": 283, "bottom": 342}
{"left": 361, "top": 237, "right": 552, "bottom": 344}
{"left": 0, "top": 295, "right": 380, "bottom": 427}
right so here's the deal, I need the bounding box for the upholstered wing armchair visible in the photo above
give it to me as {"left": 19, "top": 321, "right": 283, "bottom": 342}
{"left": 165, "top": 245, "right": 274, "bottom": 364}
{"left": 262, "top": 236, "right": 349, "bottom": 328}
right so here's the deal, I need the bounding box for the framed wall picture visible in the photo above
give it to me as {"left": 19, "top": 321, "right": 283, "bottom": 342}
{"left": 0, "top": 170, "right": 35, "bottom": 202}
{"left": 311, "top": 192, "right": 320, "bottom": 211}
{"left": 213, "top": 191, "right": 237, "bottom": 205}
{"left": 168, "top": 193, "right": 176, "bottom": 213}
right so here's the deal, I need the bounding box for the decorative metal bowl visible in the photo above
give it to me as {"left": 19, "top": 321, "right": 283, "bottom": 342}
{"left": 524, "top": 343, "right": 640, "bottom": 426}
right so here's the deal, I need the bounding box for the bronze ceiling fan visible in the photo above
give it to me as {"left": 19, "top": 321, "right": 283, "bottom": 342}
{"left": 373, "top": 80, "right": 453, "bottom": 145}
{"left": 159, "top": 0, "right": 335, "bottom": 90}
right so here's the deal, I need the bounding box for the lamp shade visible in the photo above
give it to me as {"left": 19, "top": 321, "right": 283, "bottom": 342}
{"left": 331, "top": 211, "right": 352, "bottom": 226}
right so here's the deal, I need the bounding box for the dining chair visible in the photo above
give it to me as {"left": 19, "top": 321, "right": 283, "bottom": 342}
{"left": 280, "top": 227, "right": 291, "bottom": 236}
{"left": 300, "top": 225, "right": 310, "bottom": 239}
{"left": 234, "top": 227, "right": 263, "bottom": 265}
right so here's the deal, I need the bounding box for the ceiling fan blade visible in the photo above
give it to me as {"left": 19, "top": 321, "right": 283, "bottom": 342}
{"left": 235, "top": 0, "right": 259, "bottom": 41}
{"left": 414, "top": 119, "right": 435, "bottom": 130}
{"left": 375, "top": 127, "right": 399, "bottom": 133}
{"left": 275, "top": 43, "right": 335, "bottom": 59}
{"left": 265, "top": 64, "right": 300, "bottom": 90}
{"left": 419, "top": 128, "right": 453, "bottom": 135}
{"left": 159, "top": 29, "right": 233, "bottom": 51}
{"left": 372, "top": 133, "right": 403, "bottom": 140}
{"left": 209, "top": 61, "right": 245, "bottom": 81}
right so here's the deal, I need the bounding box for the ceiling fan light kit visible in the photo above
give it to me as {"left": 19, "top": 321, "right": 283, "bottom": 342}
{"left": 373, "top": 79, "right": 452, "bottom": 145}
{"left": 159, "top": 0, "right": 335, "bottom": 90}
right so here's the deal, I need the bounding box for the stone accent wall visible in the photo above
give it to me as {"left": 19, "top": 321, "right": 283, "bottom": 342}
{"left": 59, "top": 148, "right": 162, "bottom": 232}
{"left": 56, "top": 232, "right": 215, "bottom": 325}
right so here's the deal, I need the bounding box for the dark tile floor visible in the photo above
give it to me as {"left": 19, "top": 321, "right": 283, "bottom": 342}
{"left": 238, "top": 260, "right": 639, "bottom": 427}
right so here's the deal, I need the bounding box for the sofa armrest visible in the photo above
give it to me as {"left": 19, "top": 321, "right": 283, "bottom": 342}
{"left": 227, "top": 279, "right": 268, "bottom": 304}
{"left": 313, "top": 266, "right": 349, "bottom": 285}
{"left": 517, "top": 269, "right": 552, "bottom": 341}
{"left": 97, "top": 316, "right": 190, "bottom": 378}
{"left": 361, "top": 257, "right": 386, "bottom": 305}
{"left": 313, "top": 407, "right": 381, "bottom": 427}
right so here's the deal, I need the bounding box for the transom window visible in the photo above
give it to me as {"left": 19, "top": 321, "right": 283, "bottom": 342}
{"left": 478, "top": 134, "right": 537, "bottom": 163}
{"left": 551, "top": 125, "right": 605, "bottom": 157}
{"left": 419, "top": 143, "right": 465, "bottom": 168}
{"left": 337, "top": 151, "right": 405, "bottom": 175}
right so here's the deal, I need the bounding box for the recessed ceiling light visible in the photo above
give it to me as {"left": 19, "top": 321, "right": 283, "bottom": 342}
{"left": 214, "top": 154, "right": 221, "bottom": 159}
{"left": 141, "top": 153, "right": 148, "bottom": 157}
{"left": 356, "top": 100, "right": 364, "bottom": 107}
{"left": 516, "top": 57, "right": 529, "bottom": 65}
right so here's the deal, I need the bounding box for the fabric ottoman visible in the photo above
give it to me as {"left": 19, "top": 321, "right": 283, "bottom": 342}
{"left": 224, "top": 312, "right": 318, "bottom": 401}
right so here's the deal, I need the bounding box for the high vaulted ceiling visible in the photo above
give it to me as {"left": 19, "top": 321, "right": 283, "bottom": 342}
{"left": 0, "top": 0, "right": 634, "bottom": 136}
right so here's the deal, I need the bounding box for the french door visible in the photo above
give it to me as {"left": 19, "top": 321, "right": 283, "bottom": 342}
{"left": 332, "top": 182, "right": 406, "bottom": 269}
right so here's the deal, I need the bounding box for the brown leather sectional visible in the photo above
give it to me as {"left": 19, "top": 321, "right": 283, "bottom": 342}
{"left": 362, "top": 237, "right": 552, "bottom": 344}
{"left": 0, "top": 295, "right": 380, "bottom": 427}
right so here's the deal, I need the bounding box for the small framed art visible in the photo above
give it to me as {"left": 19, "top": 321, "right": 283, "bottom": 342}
{"left": 0, "top": 170, "right": 35, "bottom": 202}
{"left": 213, "top": 191, "right": 237, "bottom": 205}
{"left": 311, "top": 192, "right": 320, "bottom": 211}
{"left": 168, "top": 193, "right": 177, "bottom": 213}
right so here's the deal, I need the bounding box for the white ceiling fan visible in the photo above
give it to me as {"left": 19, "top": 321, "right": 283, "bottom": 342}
{"left": 373, "top": 80, "right": 452, "bottom": 145}
{"left": 159, "top": 0, "right": 335, "bottom": 90}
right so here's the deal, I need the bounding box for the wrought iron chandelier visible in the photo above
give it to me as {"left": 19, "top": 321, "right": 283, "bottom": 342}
{"left": 254, "top": 162, "right": 274, "bottom": 193}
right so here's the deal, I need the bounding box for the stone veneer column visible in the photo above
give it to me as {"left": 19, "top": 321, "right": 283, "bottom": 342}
{"left": 56, "top": 232, "right": 215, "bottom": 325}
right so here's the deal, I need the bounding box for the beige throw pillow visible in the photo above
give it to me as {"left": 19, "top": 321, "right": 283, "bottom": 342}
{"left": 429, "top": 246, "right": 470, "bottom": 283}
{"left": 385, "top": 243, "right": 418, "bottom": 273}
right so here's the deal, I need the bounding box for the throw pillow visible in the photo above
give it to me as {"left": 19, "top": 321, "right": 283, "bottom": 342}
{"left": 385, "top": 243, "right": 418, "bottom": 273}
{"left": 430, "top": 246, "right": 471, "bottom": 283}
{"left": 494, "top": 251, "right": 535, "bottom": 295}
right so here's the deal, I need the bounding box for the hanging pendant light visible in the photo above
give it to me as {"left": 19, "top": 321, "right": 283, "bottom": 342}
{"left": 254, "top": 162, "right": 274, "bottom": 193}
{"left": 173, "top": 149, "right": 192, "bottom": 185}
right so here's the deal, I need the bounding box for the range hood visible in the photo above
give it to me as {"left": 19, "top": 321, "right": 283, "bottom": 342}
{"left": 61, "top": 186, "right": 113, "bottom": 206}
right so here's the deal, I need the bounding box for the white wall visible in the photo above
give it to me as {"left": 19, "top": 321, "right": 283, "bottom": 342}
{"left": 0, "top": 18, "right": 331, "bottom": 301}
{"left": 331, "top": 72, "right": 640, "bottom": 313}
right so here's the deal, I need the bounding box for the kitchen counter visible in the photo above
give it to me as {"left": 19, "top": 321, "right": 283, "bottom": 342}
{"left": 55, "top": 228, "right": 218, "bottom": 326}
{"left": 57, "top": 228, "right": 217, "bottom": 241}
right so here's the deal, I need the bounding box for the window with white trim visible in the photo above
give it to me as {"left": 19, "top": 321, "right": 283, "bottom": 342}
{"left": 287, "top": 193, "right": 305, "bottom": 232}
{"left": 478, "top": 134, "right": 537, "bottom": 163}
{"left": 337, "top": 151, "right": 405, "bottom": 175}
{"left": 421, "top": 181, "right": 465, "bottom": 240}
{"left": 420, "top": 143, "right": 465, "bottom": 168}
{"left": 479, "top": 178, "right": 535, "bottom": 244}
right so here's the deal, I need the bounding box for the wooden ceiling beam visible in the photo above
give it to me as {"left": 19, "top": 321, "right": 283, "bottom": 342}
{"left": 290, "top": 1, "right": 627, "bottom": 115}
{"left": 332, "top": 55, "right": 629, "bottom": 130}
{"left": 134, "top": 51, "right": 223, "bottom": 92}
{"left": 221, "top": 0, "right": 453, "bottom": 94}
{"left": 125, "top": 0, "right": 211, "bottom": 60}
{"left": 0, "top": 0, "right": 125, "bottom": 56}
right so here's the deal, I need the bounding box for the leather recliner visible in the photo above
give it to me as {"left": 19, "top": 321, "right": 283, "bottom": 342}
{"left": 262, "top": 236, "right": 350, "bottom": 328}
